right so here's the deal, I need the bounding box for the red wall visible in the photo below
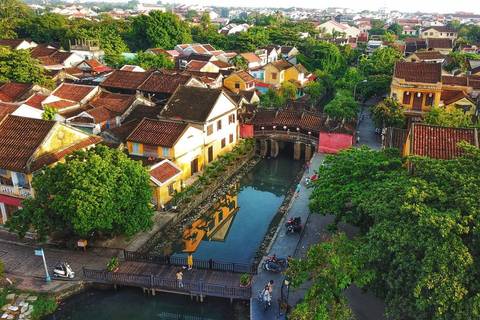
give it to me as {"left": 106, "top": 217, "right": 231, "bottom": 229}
{"left": 240, "top": 124, "right": 254, "bottom": 139}
{"left": 318, "top": 133, "right": 353, "bottom": 153}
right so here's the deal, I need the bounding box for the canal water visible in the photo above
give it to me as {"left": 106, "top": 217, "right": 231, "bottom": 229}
{"left": 44, "top": 154, "right": 303, "bottom": 319}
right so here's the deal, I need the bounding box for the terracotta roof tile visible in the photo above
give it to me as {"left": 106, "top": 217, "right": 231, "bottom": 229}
{"left": 442, "top": 76, "right": 468, "bottom": 86}
{"left": 427, "top": 38, "right": 453, "bottom": 49}
{"left": 84, "top": 106, "right": 121, "bottom": 123}
{"left": 123, "top": 105, "right": 163, "bottom": 123}
{"left": 394, "top": 61, "right": 442, "bottom": 83}
{"left": 240, "top": 52, "right": 262, "bottom": 63}
{"left": 30, "top": 46, "right": 57, "bottom": 58}
{"left": 88, "top": 92, "right": 134, "bottom": 113}
{"left": 104, "top": 119, "right": 140, "bottom": 141}
{"left": 162, "top": 86, "right": 228, "bottom": 122}
{"left": 53, "top": 83, "right": 97, "bottom": 102}
{"left": 0, "top": 103, "right": 19, "bottom": 121}
{"left": 85, "top": 59, "right": 103, "bottom": 68}
{"left": 138, "top": 74, "right": 193, "bottom": 94}
{"left": 413, "top": 51, "right": 445, "bottom": 60}
{"left": 412, "top": 123, "right": 477, "bottom": 160}
{"left": 100, "top": 70, "right": 151, "bottom": 90}
{"left": 0, "top": 82, "right": 33, "bottom": 102}
{"left": 0, "top": 39, "right": 29, "bottom": 49}
{"left": 46, "top": 100, "right": 78, "bottom": 110}
{"left": 127, "top": 118, "right": 188, "bottom": 147}
{"left": 38, "top": 56, "right": 61, "bottom": 67}
{"left": 148, "top": 48, "right": 173, "bottom": 58}
{"left": 211, "top": 60, "right": 232, "bottom": 69}
{"left": 186, "top": 61, "right": 208, "bottom": 71}
{"left": 0, "top": 115, "right": 56, "bottom": 172}
{"left": 270, "top": 60, "right": 293, "bottom": 71}
{"left": 385, "top": 127, "right": 408, "bottom": 150}
{"left": 235, "top": 71, "right": 255, "bottom": 82}
{"left": 51, "top": 51, "right": 74, "bottom": 64}
{"left": 150, "top": 160, "right": 181, "bottom": 184}
{"left": 24, "top": 93, "right": 49, "bottom": 110}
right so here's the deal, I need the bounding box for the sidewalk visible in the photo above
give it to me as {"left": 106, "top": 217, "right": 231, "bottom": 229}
{"left": 0, "top": 210, "right": 176, "bottom": 295}
{"left": 250, "top": 98, "right": 389, "bottom": 320}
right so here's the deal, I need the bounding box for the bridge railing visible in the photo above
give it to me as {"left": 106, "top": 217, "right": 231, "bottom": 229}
{"left": 83, "top": 268, "right": 252, "bottom": 300}
{"left": 124, "top": 250, "right": 258, "bottom": 275}
{"left": 253, "top": 129, "right": 318, "bottom": 142}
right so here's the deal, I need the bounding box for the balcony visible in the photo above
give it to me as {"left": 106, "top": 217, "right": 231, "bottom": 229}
{"left": 0, "top": 184, "right": 32, "bottom": 198}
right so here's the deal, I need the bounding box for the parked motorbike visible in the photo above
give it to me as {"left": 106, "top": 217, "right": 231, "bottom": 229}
{"left": 266, "top": 253, "right": 287, "bottom": 267}
{"left": 53, "top": 261, "right": 75, "bottom": 279}
{"left": 261, "top": 261, "right": 281, "bottom": 273}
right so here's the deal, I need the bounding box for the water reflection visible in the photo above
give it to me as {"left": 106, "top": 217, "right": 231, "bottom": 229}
{"left": 155, "top": 155, "right": 303, "bottom": 264}
{"left": 164, "top": 185, "right": 240, "bottom": 255}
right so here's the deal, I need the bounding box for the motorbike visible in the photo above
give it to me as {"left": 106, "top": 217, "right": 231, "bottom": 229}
{"left": 53, "top": 261, "right": 75, "bottom": 279}
{"left": 266, "top": 253, "right": 287, "bottom": 267}
{"left": 286, "top": 223, "right": 303, "bottom": 234}
{"left": 304, "top": 177, "right": 310, "bottom": 186}
{"left": 261, "top": 261, "right": 281, "bottom": 273}
{"left": 285, "top": 217, "right": 302, "bottom": 228}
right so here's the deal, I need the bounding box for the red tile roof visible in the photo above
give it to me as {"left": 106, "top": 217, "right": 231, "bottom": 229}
{"left": 427, "top": 38, "right": 453, "bottom": 49}
{"left": 413, "top": 51, "right": 445, "bottom": 60}
{"left": 46, "top": 100, "right": 77, "bottom": 110}
{"left": 162, "top": 86, "right": 229, "bottom": 122}
{"left": 211, "top": 60, "right": 232, "bottom": 69}
{"left": 30, "top": 46, "right": 57, "bottom": 58}
{"left": 0, "top": 103, "right": 19, "bottom": 121}
{"left": 24, "top": 93, "right": 49, "bottom": 110}
{"left": 104, "top": 119, "right": 140, "bottom": 141}
{"left": 411, "top": 123, "right": 477, "bottom": 160}
{"left": 0, "top": 115, "right": 56, "bottom": 172}
{"left": 123, "top": 104, "right": 163, "bottom": 123}
{"left": 85, "top": 59, "right": 103, "bottom": 68}
{"left": 127, "top": 118, "right": 188, "bottom": 147}
{"left": 88, "top": 92, "right": 134, "bottom": 113}
{"left": 138, "top": 74, "right": 193, "bottom": 94}
{"left": 100, "top": 70, "right": 151, "bottom": 90}
{"left": 186, "top": 61, "right": 208, "bottom": 71}
{"left": 394, "top": 61, "right": 442, "bottom": 83}
{"left": 270, "top": 60, "right": 293, "bottom": 71}
{"left": 150, "top": 160, "right": 181, "bottom": 185}
{"left": 442, "top": 76, "right": 469, "bottom": 86}
{"left": 0, "top": 82, "right": 33, "bottom": 102}
{"left": 235, "top": 71, "right": 255, "bottom": 82}
{"left": 85, "top": 106, "right": 121, "bottom": 123}
{"left": 38, "top": 56, "right": 61, "bottom": 67}
{"left": 53, "top": 83, "right": 97, "bottom": 102}
{"left": 51, "top": 51, "right": 74, "bottom": 64}
{"left": 241, "top": 52, "right": 262, "bottom": 63}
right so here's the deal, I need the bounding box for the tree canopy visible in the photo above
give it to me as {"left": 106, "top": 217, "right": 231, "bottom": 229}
{"left": 6, "top": 145, "right": 154, "bottom": 241}
{"left": 369, "top": 97, "right": 406, "bottom": 129}
{"left": 423, "top": 106, "right": 473, "bottom": 127}
{"left": 258, "top": 88, "right": 285, "bottom": 108}
{"left": 302, "top": 143, "right": 480, "bottom": 319}
{"left": 0, "top": 46, "right": 55, "bottom": 89}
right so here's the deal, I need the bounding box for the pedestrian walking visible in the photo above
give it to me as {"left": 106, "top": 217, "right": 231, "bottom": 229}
{"left": 187, "top": 253, "right": 193, "bottom": 270}
{"left": 176, "top": 269, "right": 183, "bottom": 288}
{"left": 262, "top": 285, "right": 272, "bottom": 306}
{"left": 305, "top": 161, "right": 310, "bottom": 173}
{"left": 267, "top": 280, "right": 275, "bottom": 295}
{"left": 296, "top": 184, "right": 300, "bottom": 198}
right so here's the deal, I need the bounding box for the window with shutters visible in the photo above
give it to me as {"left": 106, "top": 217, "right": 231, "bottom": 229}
{"left": 207, "top": 124, "right": 213, "bottom": 136}
{"left": 221, "top": 138, "right": 226, "bottom": 148}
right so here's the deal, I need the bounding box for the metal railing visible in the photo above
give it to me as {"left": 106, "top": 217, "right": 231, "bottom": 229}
{"left": 124, "top": 250, "right": 258, "bottom": 275}
{"left": 83, "top": 268, "right": 252, "bottom": 299}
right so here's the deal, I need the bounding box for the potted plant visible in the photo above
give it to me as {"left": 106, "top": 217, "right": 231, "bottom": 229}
{"left": 107, "top": 257, "right": 119, "bottom": 272}
{"left": 240, "top": 273, "right": 251, "bottom": 287}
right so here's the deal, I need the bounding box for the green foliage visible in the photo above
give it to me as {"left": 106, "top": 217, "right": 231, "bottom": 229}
{"left": 5, "top": 145, "right": 154, "bottom": 241}
{"left": 0, "top": 259, "right": 4, "bottom": 281}
{"left": 130, "top": 10, "right": 192, "bottom": 50}
{"left": 303, "top": 80, "right": 325, "bottom": 101}
{"left": 0, "top": 0, "right": 34, "bottom": 38}
{"left": 309, "top": 146, "right": 404, "bottom": 232}
{"left": 240, "top": 273, "right": 250, "bottom": 285}
{"left": 388, "top": 23, "right": 404, "bottom": 36}
{"left": 444, "top": 52, "right": 480, "bottom": 72}
{"left": 200, "top": 12, "right": 211, "bottom": 30}
{"left": 230, "top": 55, "right": 249, "bottom": 70}
{"left": 301, "top": 41, "right": 348, "bottom": 78}
{"left": 380, "top": 30, "right": 395, "bottom": 42}
{"left": 369, "top": 97, "right": 406, "bottom": 128}
{"left": 287, "top": 233, "right": 374, "bottom": 320}
{"left": 18, "top": 13, "right": 67, "bottom": 44}
{"left": 128, "top": 51, "right": 174, "bottom": 70}
{"left": 423, "top": 106, "right": 473, "bottom": 127}
{"left": 258, "top": 88, "right": 286, "bottom": 108}
{"left": 42, "top": 105, "right": 59, "bottom": 120}
{"left": 360, "top": 74, "right": 392, "bottom": 100}
{"left": 334, "top": 67, "right": 362, "bottom": 91}
{"left": 308, "top": 142, "right": 480, "bottom": 319}
{"left": 363, "top": 46, "right": 403, "bottom": 76}
{"left": 0, "top": 46, "right": 55, "bottom": 89}
{"left": 323, "top": 90, "right": 359, "bottom": 121}
{"left": 107, "top": 257, "right": 119, "bottom": 271}
{"left": 280, "top": 81, "right": 298, "bottom": 99}
{"left": 30, "top": 295, "right": 57, "bottom": 320}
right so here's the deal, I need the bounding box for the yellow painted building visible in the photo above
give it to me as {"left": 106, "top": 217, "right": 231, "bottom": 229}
{"left": 0, "top": 115, "right": 101, "bottom": 224}
{"left": 223, "top": 71, "right": 256, "bottom": 93}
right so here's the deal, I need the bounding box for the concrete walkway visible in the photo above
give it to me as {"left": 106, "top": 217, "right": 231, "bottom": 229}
{"left": 250, "top": 97, "right": 389, "bottom": 320}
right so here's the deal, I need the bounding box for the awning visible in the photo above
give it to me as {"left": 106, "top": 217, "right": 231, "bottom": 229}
{"left": 0, "top": 195, "right": 24, "bottom": 207}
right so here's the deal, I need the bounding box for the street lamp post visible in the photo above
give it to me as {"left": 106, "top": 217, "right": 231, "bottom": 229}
{"left": 353, "top": 79, "right": 368, "bottom": 102}
{"left": 362, "top": 63, "right": 373, "bottom": 76}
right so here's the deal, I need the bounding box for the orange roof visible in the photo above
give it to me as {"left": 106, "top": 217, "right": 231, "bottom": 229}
{"left": 149, "top": 160, "right": 182, "bottom": 185}
{"left": 240, "top": 52, "right": 262, "bottom": 63}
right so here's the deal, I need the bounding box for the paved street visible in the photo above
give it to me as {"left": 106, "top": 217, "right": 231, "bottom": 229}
{"left": 250, "top": 98, "right": 388, "bottom": 320}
